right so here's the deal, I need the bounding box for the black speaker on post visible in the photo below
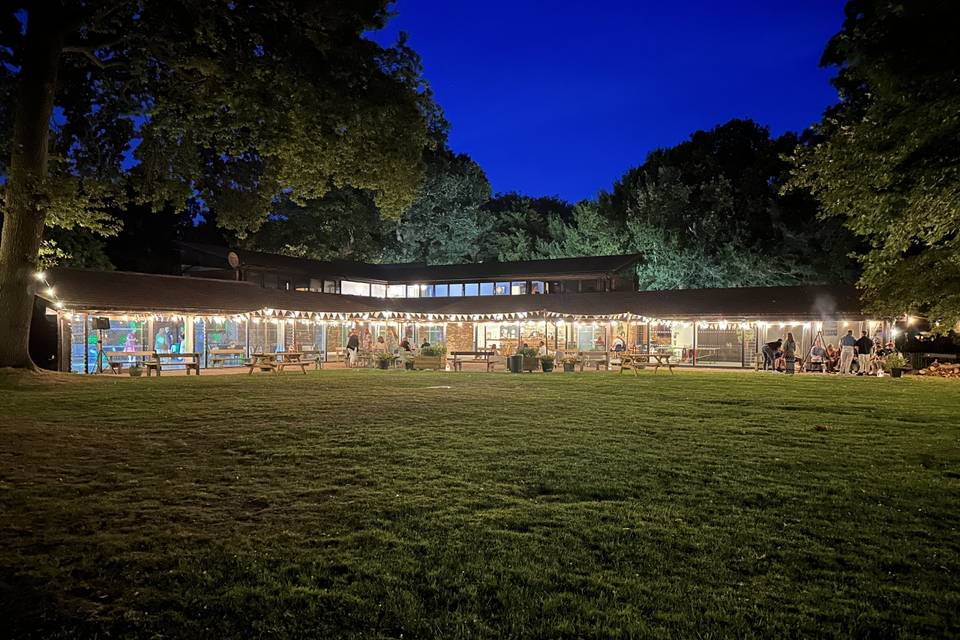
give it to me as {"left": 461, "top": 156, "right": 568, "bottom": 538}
{"left": 92, "top": 317, "right": 111, "bottom": 330}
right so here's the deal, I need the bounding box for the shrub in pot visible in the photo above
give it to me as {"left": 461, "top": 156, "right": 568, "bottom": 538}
{"left": 883, "top": 352, "right": 909, "bottom": 378}
{"left": 518, "top": 346, "right": 539, "bottom": 372}
{"left": 376, "top": 352, "right": 395, "bottom": 369}
{"left": 562, "top": 356, "right": 578, "bottom": 372}
{"left": 540, "top": 354, "right": 555, "bottom": 372}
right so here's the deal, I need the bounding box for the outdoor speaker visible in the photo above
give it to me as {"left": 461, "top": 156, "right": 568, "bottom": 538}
{"left": 92, "top": 317, "right": 111, "bottom": 330}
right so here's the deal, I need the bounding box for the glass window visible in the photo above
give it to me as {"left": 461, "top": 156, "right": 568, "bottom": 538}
{"left": 434, "top": 284, "right": 449, "bottom": 297}
{"left": 370, "top": 283, "right": 386, "bottom": 298}
{"left": 464, "top": 283, "right": 479, "bottom": 296}
{"left": 340, "top": 280, "right": 370, "bottom": 296}
{"left": 387, "top": 284, "right": 406, "bottom": 298}
{"left": 530, "top": 281, "right": 545, "bottom": 295}
{"left": 580, "top": 279, "right": 601, "bottom": 292}
{"left": 494, "top": 282, "right": 510, "bottom": 295}
{"left": 547, "top": 281, "right": 563, "bottom": 294}
{"left": 323, "top": 280, "right": 337, "bottom": 294}
{"left": 422, "top": 285, "right": 435, "bottom": 298}
{"left": 511, "top": 281, "right": 527, "bottom": 295}
{"left": 406, "top": 285, "right": 421, "bottom": 298}
{"left": 576, "top": 325, "right": 604, "bottom": 351}
{"left": 479, "top": 282, "right": 494, "bottom": 296}
{"left": 448, "top": 283, "right": 463, "bottom": 297}
{"left": 419, "top": 325, "right": 445, "bottom": 345}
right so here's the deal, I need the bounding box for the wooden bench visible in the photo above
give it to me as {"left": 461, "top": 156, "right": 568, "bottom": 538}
{"left": 579, "top": 350, "right": 609, "bottom": 372}
{"left": 105, "top": 350, "right": 156, "bottom": 374}
{"left": 618, "top": 354, "right": 646, "bottom": 375}
{"left": 449, "top": 351, "right": 496, "bottom": 372}
{"left": 208, "top": 348, "right": 245, "bottom": 367}
{"left": 145, "top": 352, "right": 200, "bottom": 376}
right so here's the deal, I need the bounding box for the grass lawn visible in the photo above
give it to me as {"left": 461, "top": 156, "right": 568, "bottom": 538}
{"left": 1, "top": 368, "right": 959, "bottom": 638}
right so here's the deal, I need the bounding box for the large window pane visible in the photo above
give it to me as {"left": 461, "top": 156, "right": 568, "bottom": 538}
{"left": 530, "top": 281, "right": 545, "bottom": 294}
{"left": 479, "top": 282, "right": 494, "bottom": 296}
{"left": 494, "top": 282, "right": 510, "bottom": 295}
{"left": 434, "top": 284, "right": 449, "bottom": 297}
{"left": 323, "top": 280, "right": 337, "bottom": 294}
{"left": 406, "top": 285, "right": 421, "bottom": 298}
{"left": 511, "top": 281, "right": 527, "bottom": 295}
{"left": 370, "top": 284, "right": 386, "bottom": 298}
{"left": 448, "top": 283, "right": 463, "bottom": 296}
{"left": 387, "top": 284, "right": 406, "bottom": 298}
{"left": 422, "top": 285, "right": 435, "bottom": 297}
{"left": 340, "top": 280, "right": 370, "bottom": 296}
{"left": 465, "top": 283, "right": 479, "bottom": 296}
{"left": 695, "top": 324, "right": 743, "bottom": 367}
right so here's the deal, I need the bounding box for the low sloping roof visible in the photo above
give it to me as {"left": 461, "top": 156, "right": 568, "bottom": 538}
{"left": 41, "top": 268, "right": 863, "bottom": 320}
{"left": 178, "top": 242, "right": 641, "bottom": 283}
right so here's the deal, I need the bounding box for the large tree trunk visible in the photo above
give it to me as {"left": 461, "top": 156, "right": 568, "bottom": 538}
{"left": 0, "top": 12, "right": 62, "bottom": 369}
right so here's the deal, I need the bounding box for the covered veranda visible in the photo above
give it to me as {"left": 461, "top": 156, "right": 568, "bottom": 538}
{"left": 34, "top": 268, "right": 882, "bottom": 374}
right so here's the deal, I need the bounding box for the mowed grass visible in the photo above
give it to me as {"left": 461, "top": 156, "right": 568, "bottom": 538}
{"left": 1, "top": 369, "right": 959, "bottom": 639}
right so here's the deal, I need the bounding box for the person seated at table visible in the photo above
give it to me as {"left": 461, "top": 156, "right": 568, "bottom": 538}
{"left": 373, "top": 335, "right": 387, "bottom": 354}
{"left": 400, "top": 338, "right": 412, "bottom": 351}
{"left": 613, "top": 335, "right": 626, "bottom": 352}
{"left": 420, "top": 339, "right": 430, "bottom": 349}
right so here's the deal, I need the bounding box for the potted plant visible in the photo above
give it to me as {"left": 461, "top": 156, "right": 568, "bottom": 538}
{"left": 519, "top": 346, "right": 539, "bottom": 372}
{"left": 376, "top": 352, "right": 395, "bottom": 370}
{"left": 414, "top": 344, "right": 446, "bottom": 370}
{"left": 540, "top": 354, "right": 555, "bottom": 373}
{"left": 883, "top": 352, "right": 909, "bottom": 378}
{"left": 128, "top": 364, "right": 143, "bottom": 377}
{"left": 562, "top": 356, "right": 578, "bottom": 373}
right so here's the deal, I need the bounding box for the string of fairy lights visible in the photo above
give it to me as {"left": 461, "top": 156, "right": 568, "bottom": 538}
{"left": 39, "top": 269, "right": 907, "bottom": 332}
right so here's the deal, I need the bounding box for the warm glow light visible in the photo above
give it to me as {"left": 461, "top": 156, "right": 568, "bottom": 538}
{"left": 35, "top": 271, "right": 46, "bottom": 280}
{"left": 44, "top": 287, "right": 55, "bottom": 296}
{"left": 891, "top": 328, "right": 900, "bottom": 337}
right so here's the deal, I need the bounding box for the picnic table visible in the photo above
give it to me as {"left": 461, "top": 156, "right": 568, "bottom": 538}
{"left": 248, "top": 352, "right": 308, "bottom": 374}
{"left": 449, "top": 351, "right": 497, "bottom": 372}
{"left": 618, "top": 351, "right": 674, "bottom": 375}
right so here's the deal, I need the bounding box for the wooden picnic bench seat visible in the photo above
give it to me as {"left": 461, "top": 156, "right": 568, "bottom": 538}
{"left": 105, "top": 350, "right": 156, "bottom": 374}
{"left": 578, "top": 350, "right": 609, "bottom": 372}
{"left": 449, "top": 351, "right": 498, "bottom": 372}
{"left": 276, "top": 352, "right": 308, "bottom": 374}
{"left": 145, "top": 352, "right": 200, "bottom": 376}
{"left": 208, "top": 347, "right": 245, "bottom": 367}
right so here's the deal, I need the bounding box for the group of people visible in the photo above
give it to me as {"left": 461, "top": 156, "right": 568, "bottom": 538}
{"left": 830, "top": 330, "right": 894, "bottom": 375}
{"left": 761, "top": 332, "right": 799, "bottom": 374}
{"left": 762, "top": 329, "right": 895, "bottom": 375}
{"left": 344, "top": 327, "right": 434, "bottom": 367}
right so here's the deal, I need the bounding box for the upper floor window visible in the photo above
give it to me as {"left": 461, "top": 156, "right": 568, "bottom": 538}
{"left": 341, "top": 280, "right": 370, "bottom": 297}
{"left": 464, "top": 283, "right": 478, "bottom": 296}
{"left": 479, "top": 282, "right": 494, "bottom": 296}
{"left": 387, "top": 284, "right": 405, "bottom": 298}
{"left": 370, "top": 284, "right": 386, "bottom": 298}
{"left": 406, "top": 285, "right": 421, "bottom": 298}
{"left": 434, "top": 284, "right": 449, "bottom": 297}
{"left": 531, "top": 281, "right": 545, "bottom": 294}
{"left": 494, "top": 282, "right": 510, "bottom": 295}
{"left": 511, "top": 281, "right": 527, "bottom": 295}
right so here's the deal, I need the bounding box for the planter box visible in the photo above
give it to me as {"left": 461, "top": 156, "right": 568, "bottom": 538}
{"left": 562, "top": 362, "right": 576, "bottom": 372}
{"left": 541, "top": 361, "right": 554, "bottom": 373}
{"left": 522, "top": 356, "right": 539, "bottom": 372}
{"left": 413, "top": 355, "right": 443, "bottom": 370}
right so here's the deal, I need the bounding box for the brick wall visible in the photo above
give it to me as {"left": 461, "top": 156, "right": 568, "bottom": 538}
{"left": 446, "top": 322, "right": 475, "bottom": 351}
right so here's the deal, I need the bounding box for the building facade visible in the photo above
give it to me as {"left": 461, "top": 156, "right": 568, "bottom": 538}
{"left": 32, "top": 248, "right": 880, "bottom": 373}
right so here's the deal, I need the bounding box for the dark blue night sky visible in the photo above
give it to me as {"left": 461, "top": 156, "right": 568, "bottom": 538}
{"left": 371, "top": 1, "right": 846, "bottom": 202}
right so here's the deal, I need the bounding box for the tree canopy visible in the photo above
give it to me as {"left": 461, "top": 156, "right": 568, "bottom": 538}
{"left": 788, "top": 0, "right": 960, "bottom": 328}
{"left": 0, "top": 1, "right": 435, "bottom": 367}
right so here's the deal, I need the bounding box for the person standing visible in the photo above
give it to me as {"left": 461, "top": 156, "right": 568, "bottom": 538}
{"left": 782, "top": 332, "right": 797, "bottom": 375}
{"left": 839, "top": 329, "right": 856, "bottom": 374}
{"left": 761, "top": 338, "right": 782, "bottom": 371}
{"left": 854, "top": 331, "right": 873, "bottom": 377}
{"left": 345, "top": 330, "right": 360, "bottom": 367}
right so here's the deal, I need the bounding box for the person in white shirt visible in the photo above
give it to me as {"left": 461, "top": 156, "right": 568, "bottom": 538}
{"left": 537, "top": 340, "right": 548, "bottom": 357}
